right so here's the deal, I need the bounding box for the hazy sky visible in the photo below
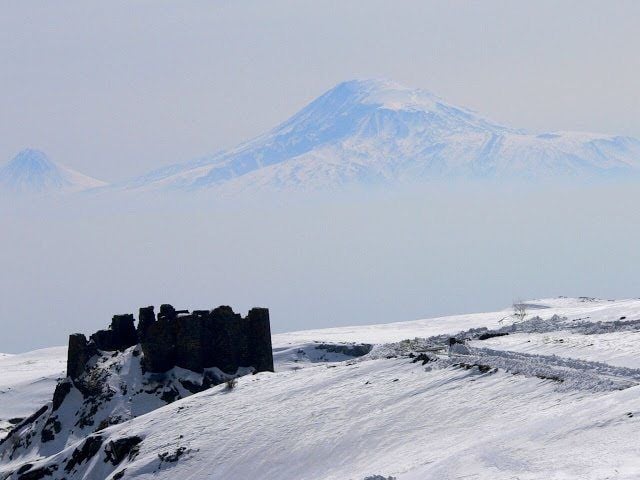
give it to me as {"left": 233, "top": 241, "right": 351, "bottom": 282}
{"left": 3, "top": 184, "right": 640, "bottom": 353}
{"left": 1, "top": 1, "right": 639, "bottom": 181}
{"left": 2, "top": 2, "right": 640, "bottom": 353}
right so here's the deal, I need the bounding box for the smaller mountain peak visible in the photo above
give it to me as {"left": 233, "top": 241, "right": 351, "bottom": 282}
{"left": 8, "top": 148, "right": 56, "bottom": 172}
{"left": 0, "top": 149, "right": 107, "bottom": 194}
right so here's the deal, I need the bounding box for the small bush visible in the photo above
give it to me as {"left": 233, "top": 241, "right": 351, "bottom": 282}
{"left": 226, "top": 378, "right": 238, "bottom": 390}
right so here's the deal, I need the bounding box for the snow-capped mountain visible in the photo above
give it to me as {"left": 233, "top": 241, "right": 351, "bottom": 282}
{"left": 0, "top": 149, "right": 107, "bottom": 195}
{"left": 3, "top": 297, "right": 640, "bottom": 479}
{"left": 124, "top": 79, "right": 640, "bottom": 192}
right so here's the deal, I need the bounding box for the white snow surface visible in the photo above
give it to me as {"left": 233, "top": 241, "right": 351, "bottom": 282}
{"left": 0, "top": 347, "right": 66, "bottom": 437}
{"left": 3, "top": 297, "right": 640, "bottom": 479}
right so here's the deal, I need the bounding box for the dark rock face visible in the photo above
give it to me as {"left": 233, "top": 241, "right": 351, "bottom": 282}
{"left": 67, "top": 334, "right": 96, "bottom": 380}
{"left": 64, "top": 435, "right": 103, "bottom": 472}
{"left": 104, "top": 436, "right": 143, "bottom": 465}
{"left": 67, "top": 304, "right": 275, "bottom": 378}
{"left": 52, "top": 379, "right": 73, "bottom": 411}
{"left": 477, "top": 332, "right": 509, "bottom": 341}
{"left": 17, "top": 464, "right": 58, "bottom": 480}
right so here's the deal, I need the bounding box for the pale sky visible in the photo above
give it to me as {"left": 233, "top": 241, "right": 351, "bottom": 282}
{"left": 1, "top": 1, "right": 639, "bottom": 182}
{"left": 3, "top": 184, "right": 640, "bottom": 353}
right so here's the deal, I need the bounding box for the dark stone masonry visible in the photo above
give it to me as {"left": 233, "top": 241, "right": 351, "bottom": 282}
{"left": 66, "top": 304, "right": 274, "bottom": 379}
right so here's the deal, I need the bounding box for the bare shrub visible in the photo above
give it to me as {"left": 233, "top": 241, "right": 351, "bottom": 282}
{"left": 513, "top": 300, "right": 527, "bottom": 323}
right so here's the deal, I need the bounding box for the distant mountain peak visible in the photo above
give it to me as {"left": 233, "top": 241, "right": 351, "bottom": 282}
{"left": 328, "top": 78, "right": 443, "bottom": 111}
{"left": 118, "top": 79, "right": 640, "bottom": 193}
{"left": 7, "top": 148, "right": 56, "bottom": 172}
{"left": 22, "top": 80, "right": 640, "bottom": 196}
{"left": 0, "top": 149, "right": 107, "bottom": 195}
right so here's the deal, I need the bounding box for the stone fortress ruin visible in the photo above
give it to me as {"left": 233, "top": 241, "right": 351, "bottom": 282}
{"left": 67, "top": 304, "right": 274, "bottom": 380}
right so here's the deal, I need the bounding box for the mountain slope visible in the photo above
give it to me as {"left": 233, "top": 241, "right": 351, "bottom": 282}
{"left": 125, "top": 79, "right": 640, "bottom": 192}
{"left": 0, "top": 149, "right": 107, "bottom": 195}
{"left": 0, "top": 348, "right": 66, "bottom": 439}
{"left": 3, "top": 298, "right": 640, "bottom": 479}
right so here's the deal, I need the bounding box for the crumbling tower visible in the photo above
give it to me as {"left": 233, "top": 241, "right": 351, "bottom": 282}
{"left": 66, "top": 304, "right": 274, "bottom": 380}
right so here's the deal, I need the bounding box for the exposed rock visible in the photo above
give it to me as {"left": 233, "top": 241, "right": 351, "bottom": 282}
{"left": 0, "top": 405, "right": 49, "bottom": 448}
{"left": 40, "top": 416, "right": 61, "bottom": 443}
{"left": 478, "top": 332, "right": 510, "bottom": 341}
{"left": 67, "top": 333, "right": 96, "bottom": 380}
{"left": 160, "top": 387, "right": 180, "bottom": 404}
{"left": 17, "top": 464, "right": 58, "bottom": 480}
{"left": 411, "top": 353, "right": 433, "bottom": 365}
{"left": 65, "top": 435, "right": 104, "bottom": 472}
{"left": 158, "top": 446, "right": 188, "bottom": 463}
{"left": 16, "top": 464, "right": 33, "bottom": 474}
{"left": 52, "top": 378, "right": 72, "bottom": 411}
{"left": 454, "top": 362, "right": 495, "bottom": 374}
{"left": 104, "top": 436, "right": 143, "bottom": 465}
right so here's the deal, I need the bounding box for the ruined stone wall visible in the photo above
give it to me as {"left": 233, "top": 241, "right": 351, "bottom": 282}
{"left": 66, "top": 304, "right": 274, "bottom": 379}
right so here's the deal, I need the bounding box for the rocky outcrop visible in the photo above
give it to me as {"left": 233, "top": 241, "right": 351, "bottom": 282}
{"left": 66, "top": 304, "right": 274, "bottom": 379}
{"left": 66, "top": 334, "right": 96, "bottom": 380}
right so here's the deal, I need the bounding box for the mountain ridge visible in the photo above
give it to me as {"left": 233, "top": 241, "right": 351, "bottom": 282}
{"left": 4, "top": 80, "right": 640, "bottom": 196}
{"left": 121, "top": 78, "right": 640, "bottom": 192}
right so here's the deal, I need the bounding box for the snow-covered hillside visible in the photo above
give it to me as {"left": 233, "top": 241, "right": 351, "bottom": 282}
{"left": 0, "top": 149, "right": 107, "bottom": 195}
{"left": 0, "top": 348, "right": 66, "bottom": 440}
{"left": 123, "top": 79, "right": 640, "bottom": 193}
{"left": 3, "top": 297, "right": 640, "bottom": 479}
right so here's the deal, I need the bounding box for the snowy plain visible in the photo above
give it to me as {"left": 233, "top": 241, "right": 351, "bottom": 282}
{"left": 0, "top": 348, "right": 66, "bottom": 438}
{"left": 2, "top": 297, "right": 640, "bottom": 479}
